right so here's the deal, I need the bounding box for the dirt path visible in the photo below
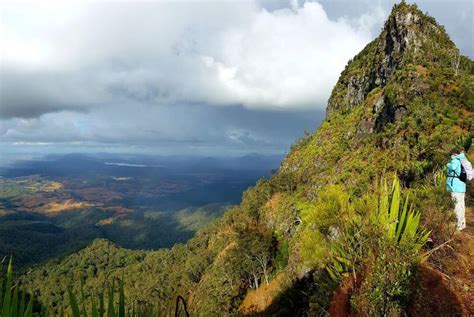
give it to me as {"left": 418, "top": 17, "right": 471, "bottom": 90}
{"left": 441, "top": 206, "right": 474, "bottom": 315}
{"left": 454, "top": 206, "right": 474, "bottom": 313}
{"left": 462, "top": 206, "right": 474, "bottom": 235}
{"left": 406, "top": 206, "right": 473, "bottom": 316}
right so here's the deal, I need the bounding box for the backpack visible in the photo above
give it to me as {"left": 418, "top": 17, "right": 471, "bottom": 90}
{"left": 459, "top": 163, "right": 467, "bottom": 182}
{"left": 460, "top": 157, "right": 473, "bottom": 182}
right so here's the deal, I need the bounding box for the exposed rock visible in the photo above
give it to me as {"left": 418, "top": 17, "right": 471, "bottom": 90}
{"left": 357, "top": 119, "right": 375, "bottom": 135}
{"left": 345, "top": 76, "right": 367, "bottom": 110}
{"left": 372, "top": 94, "right": 385, "bottom": 113}
{"left": 326, "top": 3, "right": 441, "bottom": 117}
{"left": 394, "top": 104, "right": 408, "bottom": 121}
{"left": 369, "top": 9, "right": 422, "bottom": 90}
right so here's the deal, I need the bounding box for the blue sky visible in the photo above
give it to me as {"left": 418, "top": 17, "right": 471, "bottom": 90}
{"left": 0, "top": 0, "right": 472, "bottom": 160}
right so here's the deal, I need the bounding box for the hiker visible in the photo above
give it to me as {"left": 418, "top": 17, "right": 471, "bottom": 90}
{"left": 446, "top": 148, "right": 473, "bottom": 230}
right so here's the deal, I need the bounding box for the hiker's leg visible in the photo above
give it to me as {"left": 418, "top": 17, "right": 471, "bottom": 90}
{"left": 452, "top": 192, "right": 466, "bottom": 230}
{"left": 459, "top": 192, "right": 466, "bottom": 230}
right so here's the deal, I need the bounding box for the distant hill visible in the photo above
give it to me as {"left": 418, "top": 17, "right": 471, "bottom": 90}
{"left": 0, "top": 153, "right": 282, "bottom": 177}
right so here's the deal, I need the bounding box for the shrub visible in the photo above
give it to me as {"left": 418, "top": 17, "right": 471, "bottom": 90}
{"left": 299, "top": 178, "right": 430, "bottom": 315}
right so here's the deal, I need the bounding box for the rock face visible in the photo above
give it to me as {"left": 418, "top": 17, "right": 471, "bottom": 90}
{"left": 326, "top": 2, "right": 456, "bottom": 122}
{"left": 369, "top": 9, "right": 422, "bottom": 89}
{"left": 283, "top": 1, "right": 472, "bottom": 188}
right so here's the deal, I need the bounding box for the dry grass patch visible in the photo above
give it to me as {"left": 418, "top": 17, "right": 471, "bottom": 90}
{"left": 239, "top": 273, "right": 289, "bottom": 314}
{"left": 42, "top": 181, "right": 63, "bottom": 192}
{"left": 41, "top": 199, "right": 94, "bottom": 215}
{"left": 97, "top": 217, "right": 114, "bottom": 226}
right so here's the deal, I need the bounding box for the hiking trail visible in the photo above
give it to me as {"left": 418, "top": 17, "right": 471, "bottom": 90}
{"left": 419, "top": 205, "right": 474, "bottom": 316}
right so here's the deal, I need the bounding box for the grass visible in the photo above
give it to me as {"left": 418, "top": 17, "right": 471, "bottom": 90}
{"left": 0, "top": 257, "right": 34, "bottom": 317}
{"left": 67, "top": 283, "right": 189, "bottom": 317}
{"left": 1, "top": 257, "right": 190, "bottom": 317}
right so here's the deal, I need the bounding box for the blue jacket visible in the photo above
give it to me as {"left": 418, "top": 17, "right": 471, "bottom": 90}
{"left": 446, "top": 153, "right": 467, "bottom": 193}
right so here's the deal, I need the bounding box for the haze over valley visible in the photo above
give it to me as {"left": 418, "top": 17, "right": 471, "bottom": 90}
{"left": 0, "top": 153, "right": 282, "bottom": 268}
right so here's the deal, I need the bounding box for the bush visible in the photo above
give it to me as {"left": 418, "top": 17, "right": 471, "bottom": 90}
{"left": 299, "top": 178, "right": 430, "bottom": 315}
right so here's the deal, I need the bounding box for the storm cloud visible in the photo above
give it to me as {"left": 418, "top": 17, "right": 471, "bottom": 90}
{"left": 1, "top": 103, "right": 324, "bottom": 157}
{"left": 1, "top": 1, "right": 378, "bottom": 118}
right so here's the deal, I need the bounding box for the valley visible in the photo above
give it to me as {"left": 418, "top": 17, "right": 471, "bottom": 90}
{"left": 0, "top": 153, "right": 280, "bottom": 269}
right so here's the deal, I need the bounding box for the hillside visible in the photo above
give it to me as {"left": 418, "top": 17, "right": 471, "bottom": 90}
{"left": 20, "top": 3, "right": 474, "bottom": 316}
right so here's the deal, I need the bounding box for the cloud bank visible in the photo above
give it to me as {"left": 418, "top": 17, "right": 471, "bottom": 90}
{"left": 1, "top": 0, "right": 471, "bottom": 156}
{"left": 1, "top": 1, "right": 378, "bottom": 119}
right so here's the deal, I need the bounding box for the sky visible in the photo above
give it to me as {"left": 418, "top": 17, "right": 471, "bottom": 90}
{"left": 1, "top": 0, "right": 473, "bottom": 161}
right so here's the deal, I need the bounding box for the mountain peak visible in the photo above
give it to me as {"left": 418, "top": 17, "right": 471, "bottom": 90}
{"left": 326, "top": 1, "right": 457, "bottom": 115}
{"left": 382, "top": 1, "right": 455, "bottom": 58}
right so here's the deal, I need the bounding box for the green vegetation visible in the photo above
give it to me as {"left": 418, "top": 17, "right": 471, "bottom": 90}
{"left": 175, "top": 203, "right": 231, "bottom": 231}
{"left": 1, "top": 258, "right": 35, "bottom": 317}
{"left": 0, "top": 201, "right": 230, "bottom": 270}
{"left": 1, "top": 257, "right": 191, "bottom": 317}
{"left": 299, "top": 178, "right": 429, "bottom": 315}
{"left": 65, "top": 279, "right": 177, "bottom": 317}
{"left": 13, "top": 2, "right": 474, "bottom": 315}
{"left": 0, "top": 158, "right": 257, "bottom": 270}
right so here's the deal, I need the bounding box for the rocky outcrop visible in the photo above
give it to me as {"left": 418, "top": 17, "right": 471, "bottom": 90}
{"left": 345, "top": 76, "right": 366, "bottom": 110}
{"left": 326, "top": 2, "right": 450, "bottom": 118}
{"left": 368, "top": 8, "right": 423, "bottom": 90}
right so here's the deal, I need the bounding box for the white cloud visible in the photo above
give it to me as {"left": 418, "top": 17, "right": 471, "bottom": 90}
{"left": 0, "top": 0, "right": 382, "bottom": 119}
{"left": 203, "top": 1, "right": 376, "bottom": 108}
{"left": 1, "top": 0, "right": 471, "bottom": 155}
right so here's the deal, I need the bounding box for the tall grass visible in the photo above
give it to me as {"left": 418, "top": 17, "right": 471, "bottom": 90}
{"left": 1, "top": 258, "right": 189, "bottom": 317}
{"left": 67, "top": 283, "right": 189, "bottom": 317}
{"left": 0, "top": 257, "right": 34, "bottom": 317}
{"left": 67, "top": 280, "right": 131, "bottom": 317}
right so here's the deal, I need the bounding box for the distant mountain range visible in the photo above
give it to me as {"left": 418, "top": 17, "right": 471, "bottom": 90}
{"left": 0, "top": 152, "right": 283, "bottom": 178}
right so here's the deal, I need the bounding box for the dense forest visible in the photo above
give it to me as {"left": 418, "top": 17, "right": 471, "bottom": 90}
{"left": 6, "top": 2, "right": 474, "bottom": 316}
{"left": 0, "top": 153, "right": 271, "bottom": 270}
